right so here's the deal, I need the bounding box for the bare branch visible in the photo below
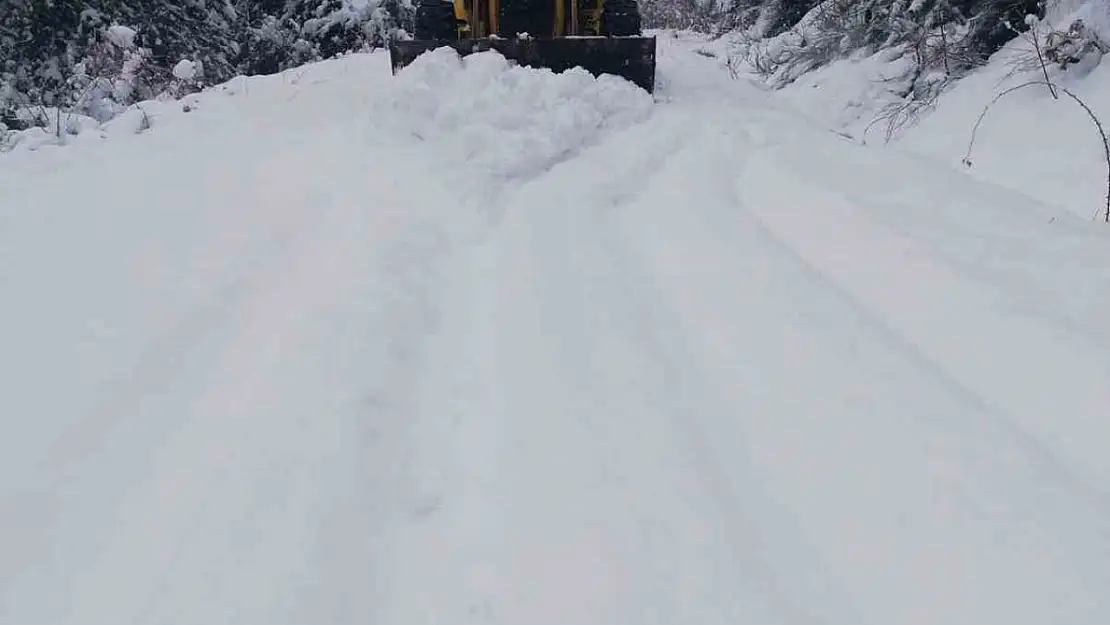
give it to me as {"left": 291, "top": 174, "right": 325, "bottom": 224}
{"left": 964, "top": 80, "right": 1110, "bottom": 222}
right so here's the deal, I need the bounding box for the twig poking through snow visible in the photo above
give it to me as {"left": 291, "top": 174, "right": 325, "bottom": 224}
{"left": 963, "top": 80, "right": 1110, "bottom": 223}
{"left": 1029, "top": 21, "right": 1059, "bottom": 100}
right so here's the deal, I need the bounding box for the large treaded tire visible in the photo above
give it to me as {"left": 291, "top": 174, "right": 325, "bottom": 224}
{"left": 498, "top": 0, "right": 552, "bottom": 38}
{"left": 414, "top": 0, "right": 457, "bottom": 40}
{"left": 600, "top": 0, "right": 641, "bottom": 36}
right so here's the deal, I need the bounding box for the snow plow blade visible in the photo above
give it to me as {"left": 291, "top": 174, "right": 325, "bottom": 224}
{"left": 389, "top": 36, "right": 656, "bottom": 93}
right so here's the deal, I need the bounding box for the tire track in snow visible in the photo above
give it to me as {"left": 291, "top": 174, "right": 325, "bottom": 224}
{"left": 1, "top": 134, "right": 345, "bottom": 623}
{"left": 373, "top": 106, "right": 786, "bottom": 625}
{"left": 729, "top": 153, "right": 1088, "bottom": 488}
{"left": 735, "top": 137, "right": 1110, "bottom": 498}
{"left": 0, "top": 120, "right": 464, "bottom": 624}
{"left": 37, "top": 131, "right": 332, "bottom": 482}
{"left": 603, "top": 107, "right": 1110, "bottom": 624}
{"left": 586, "top": 120, "right": 858, "bottom": 625}
{"left": 377, "top": 56, "right": 1110, "bottom": 622}
{"left": 562, "top": 110, "right": 867, "bottom": 624}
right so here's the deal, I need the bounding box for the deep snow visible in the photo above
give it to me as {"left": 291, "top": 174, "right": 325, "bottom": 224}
{"left": 3, "top": 31, "right": 1110, "bottom": 625}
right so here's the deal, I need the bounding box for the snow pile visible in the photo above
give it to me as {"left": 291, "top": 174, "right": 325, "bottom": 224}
{"left": 0, "top": 51, "right": 382, "bottom": 156}
{"left": 375, "top": 47, "right": 655, "bottom": 186}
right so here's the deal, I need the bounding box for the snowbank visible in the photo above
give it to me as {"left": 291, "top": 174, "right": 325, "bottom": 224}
{"left": 899, "top": 4, "right": 1110, "bottom": 221}
{"left": 763, "top": 1, "right": 1110, "bottom": 220}
{"left": 769, "top": 46, "right": 918, "bottom": 140}
{"left": 4, "top": 46, "right": 656, "bottom": 198}
{"left": 1, "top": 52, "right": 378, "bottom": 158}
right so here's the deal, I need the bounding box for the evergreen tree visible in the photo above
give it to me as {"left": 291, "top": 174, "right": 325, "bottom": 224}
{"left": 0, "top": 0, "right": 85, "bottom": 107}
{"left": 118, "top": 0, "right": 243, "bottom": 87}
{"left": 763, "top": 0, "right": 821, "bottom": 36}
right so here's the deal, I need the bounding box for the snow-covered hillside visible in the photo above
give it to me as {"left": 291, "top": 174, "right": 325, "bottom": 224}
{"left": 3, "top": 32, "right": 1110, "bottom": 624}
{"left": 771, "top": 1, "right": 1110, "bottom": 220}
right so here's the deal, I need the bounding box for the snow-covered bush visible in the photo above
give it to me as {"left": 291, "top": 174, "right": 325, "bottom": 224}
{"left": 160, "top": 58, "right": 205, "bottom": 99}
{"left": 728, "top": 0, "right": 1044, "bottom": 142}
{"left": 640, "top": 0, "right": 723, "bottom": 32}
{"left": 236, "top": 0, "right": 413, "bottom": 76}
{"left": 0, "top": 78, "right": 25, "bottom": 131}
{"left": 240, "top": 15, "right": 318, "bottom": 76}
{"left": 71, "top": 24, "right": 153, "bottom": 122}
{"left": 173, "top": 59, "right": 199, "bottom": 81}
{"left": 733, "top": 0, "right": 878, "bottom": 86}
{"left": 0, "top": 122, "right": 12, "bottom": 151}
{"left": 734, "top": 0, "right": 1043, "bottom": 87}
{"left": 1024, "top": 17, "right": 1108, "bottom": 74}
{"left": 293, "top": 0, "right": 414, "bottom": 59}
{"left": 998, "top": 9, "right": 1110, "bottom": 94}
{"left": 104, "top": 24, "right": 138, "bottom": 49}
{"left": 1043, "top": 18, "right": 1106, "bottom": 69}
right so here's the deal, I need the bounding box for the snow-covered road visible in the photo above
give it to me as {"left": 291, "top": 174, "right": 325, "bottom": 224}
{"left": 3, "top": 33, "right": 1110, "bottom": 624}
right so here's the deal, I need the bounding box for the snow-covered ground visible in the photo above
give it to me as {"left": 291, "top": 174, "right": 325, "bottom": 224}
{"left": 771, "top": 1, "right": 1110, "bottom": 221}
{"left": 3, "top": 31, "right": 1110, "bottom": 624}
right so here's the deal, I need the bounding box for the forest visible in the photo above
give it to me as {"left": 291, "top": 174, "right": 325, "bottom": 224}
{"left": 0, "top": 0, "right": 1049, "bottom": 127}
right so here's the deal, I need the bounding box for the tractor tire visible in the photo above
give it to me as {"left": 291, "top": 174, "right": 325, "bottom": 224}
{"left": 498, "top": 0, "right": 552, "bottom": 39}
{"left": 600, "top": 0, "right": 641, "bottom": 36}
{"left": 414, "top": 0, "right": 457, "bottom": 40}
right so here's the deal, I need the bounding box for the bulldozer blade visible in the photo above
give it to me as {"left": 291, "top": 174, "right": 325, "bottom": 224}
{"left": 388, "top": 36, "right": 656, "bottom": 93}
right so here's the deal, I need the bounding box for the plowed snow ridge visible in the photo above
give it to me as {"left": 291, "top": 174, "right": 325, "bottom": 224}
{"left": 2, "top": 33, "right": 1110, "bottom": 625}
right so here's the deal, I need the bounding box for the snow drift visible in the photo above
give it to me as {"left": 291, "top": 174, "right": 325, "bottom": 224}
{"left": 768, "top": 0, "right": 1110, "bottom": 220}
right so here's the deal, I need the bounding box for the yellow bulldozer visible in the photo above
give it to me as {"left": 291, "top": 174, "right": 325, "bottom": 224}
{"left": 388, "top": 0, "right": 656, "bottom": 92}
